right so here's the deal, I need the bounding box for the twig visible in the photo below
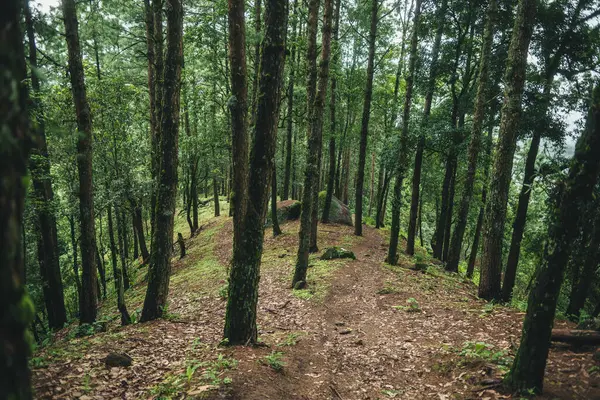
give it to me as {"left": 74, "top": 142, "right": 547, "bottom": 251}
{"left": 330, "top": 385, "right": 344, "bottom": 400}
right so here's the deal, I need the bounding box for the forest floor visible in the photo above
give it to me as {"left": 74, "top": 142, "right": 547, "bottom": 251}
{"left": 31, "top": 212, "right": 600, "bottom": 399}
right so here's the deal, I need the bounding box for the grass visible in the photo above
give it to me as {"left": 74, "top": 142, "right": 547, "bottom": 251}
{"left": 291, "top": 256, "right": 346, "bottom": 302}
{"left": 277, "top": 332, "right": 306, "bottom": 347}
{"left": 260, "top": 351, "right": 286, "bottom": 372}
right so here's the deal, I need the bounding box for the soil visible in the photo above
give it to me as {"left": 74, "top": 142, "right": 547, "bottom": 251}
{"left": 31, "top": 217, "right": 600, "bottom": 399}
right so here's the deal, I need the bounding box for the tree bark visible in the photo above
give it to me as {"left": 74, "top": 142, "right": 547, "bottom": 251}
{"left": 322, "top": 0, "right": 341, "bottom": 223}
{"left": 445, "top": 0, "right": 496, "bottom": 272}
{"left": 387, "top": 0, "right": 421, "bottom": 264}
{"left": 479, "top": 0, "right": 535, "bottom": 300}
{"left": 354, "top": 0, "right": 379, "bottom": 236}
{"left": 406, "top": 0, "right": 447, "bottom": 255}
{"left": 131, "top": 198, "right": 150, "bottom": 262}
{"left": 272, "top": 167, "right": 282, "bottom": 236}
{"left": 282, "top": 0, "right": 298, "bottom": 201}
{"left": 507, "top": 84, "right": 600, "bottom": 394}
{"left": 225, "top": 0, "right": 288, "bottom": 344}
{"left": 63, "top": 0, "right": 98, "bottom": 324}
{"left": 293, "top": 0, "right": 334, "bottom": 285}
{"left": 25, "top": 0, "right": 67, "bottom": 330}
{"left": 141, "top": 0, "right": 183, "bottom": 322}
{"left": 0, "top": 2, "right": 34, "bottom": 396}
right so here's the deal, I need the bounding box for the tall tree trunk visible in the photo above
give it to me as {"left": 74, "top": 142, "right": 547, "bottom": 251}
{"left": 213, "top": 173, "right": 221, "bottom": 217}
{"left": 63, "top": 0, "right": 98, "bottom": 324}
{"left": 293, "top": 0, "right": 334, "bottom": 286}
{"left": 141, "top": 0, "right": 183, "bottom": 322}
{"left": 322, "top": 0, "right": 341, "bottom": 223}
{"left": 282, "top": 0, "right": 298, "bottom": 201}
{"left": 354, "top": 0, "right": 378, "bottom": 236}
{"left": 272, "top": 167, "right": 282, "bottom": 236}
{"left": 406, "top": 0, "right": 447, "bottom": 255}
{"left": 442, "top": 164, "right": 456, "bottom": 261}
{"left": 95, "top": 242, "right": 106, "bottom": 298}
{"left": 0, "top": 2, "right": 34, "bottom": 396}
{"left": 566, "top": 213, "right": 600, "bottom": 318}
{"left": 507, "top": 84, "right": 600, "bottom": 394}
{"left": 445, "top": 0, "right": 496, "bottom": 272}
{"left": 69, "top": 215, "right": 82, "bottom": 305}
{"left": 387, "top": 0, "right": 422, "bottom": 264}
{"left": 131, "top": 198, "right": 150, "bottom": 263}
{"left": 479, "top": 0, "right": 535, "bottom": 300}
{"left": 25, "top": 0, "right": 67, "bottom": 330}
{"left": 224, "top": 0, "right": 288, "bottom": 344}
{"left": 116, "top": 210, "right": 131, "bottom": 291}
{"left": 132, "top": 213, "right": 139, "bottom": 260}
{"left": 107, "top": 206, "right": 131, "bottom": 325}
{"left": 432, "top": 157, "right": 453, "bottom": 258}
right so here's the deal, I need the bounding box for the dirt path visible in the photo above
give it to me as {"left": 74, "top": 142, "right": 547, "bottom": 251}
{"left": 32, "top": 218, "right": 600, "bottom": 399}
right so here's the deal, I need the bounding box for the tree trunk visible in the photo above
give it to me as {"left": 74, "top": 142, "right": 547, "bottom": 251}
{"left": 63, "top": 0, "right": 98, "bottom": 324}
{"left": 293, "top": 0, "right": 334, "bottom": 286}
{"left": 141, "top": 0, "right": 183, "bottom": 322}
{"left": 406, "top": 0, "right": 447, "bottom": 255}
{"left": 479, "top": 0, "right": 535, "bottom": 300}
{"left": 25, "top": 0, "right": 67, "bottom": 330}
{"left": 107, "top": 206, "right": 130, "bottom": 325}
{"left": 95, "top": 243, "right": 106, "bottom": 298}
{"left": 566, "top": 213, "right": 600, "bottom": 318}
{"left": 282, "top": 0, "right": 298, "bottom": 201}
{"left": 322, "top": 0, "right": 341, "bottom": 223}
{"left": 213, "top": 174, "right": 220, "bottom": 217}
{"left": 69, "top": 215, "right": 82, "bottom": 305}
{"left": 225, "top": 0, "right": 288, "bottom": 344}
{"left": 0, "top": 2, "right": 34, "bottom": 395}
{"left": 272, "top": 167, "right": 282, "bottom": 236}
{"left": 131, "top": 198, "right": 150, "bottom": 263}
{"left": 387, "top": 0, "right": 422, "bottom": 264}
{"left": 507, "top": 83, "right": 599, "bottom": 394}
{"left": 442, "top": 163, "right": 456, "bottom": 262}
{"left": 116, "top": 210, "right": 131, "bottom": 291}
{"left": 132, "top": 213, "right": 139, "bottom": 260}
{"left": 354, "top": 0, "right": 378, "bottom": 236}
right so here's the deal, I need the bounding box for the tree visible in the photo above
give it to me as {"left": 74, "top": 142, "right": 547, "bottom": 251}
{"left": 224, "top": 0, "right": 288, "bottom": 344}
{"left": 141, "top": 0, "right": 183, "bottom": 322}
{"left": 445, "top": 0, "right": 497, "bottom": 273}
{"left": 63, "top": 0, "right": 99, "bottom": 323}
{"left": 387, "top": 0, "right": 421, "bottom": 265}
{"left": 406, "top": 0, "right": 447, "bottom": 255}
{"left": 0, "top": 1, "right": 34, "bottom": 398}
{"left": 293, "top": 0, "right": 333, "bottom": 285}
{"left": 354, "top": 0, "right": 379, "bottom": 236}
{"left": 478, "top": 0, "right": 536, "bottom": 300}
{"left": 25, "top": 0, "right": 67, "bottom": 330}
{"left": 506, "top": 84, "right": 600, "bottom": 394}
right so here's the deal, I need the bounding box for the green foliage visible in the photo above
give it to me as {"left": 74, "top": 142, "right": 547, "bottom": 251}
{"left": 261, "top": 351, "right": 285, "bottom": 372}
{"left": 277, "top": 332, "right": 305, "bottom": 347}
{"left": 457, "top": 341, "right": 513, "bottom": 372}
{"left": 392, "top": 298, "right": 421, "bottom": 312}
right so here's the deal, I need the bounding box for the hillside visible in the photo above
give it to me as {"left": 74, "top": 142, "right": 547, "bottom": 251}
{"left": 31, "top": 215, "right": 599, "bottom": 399}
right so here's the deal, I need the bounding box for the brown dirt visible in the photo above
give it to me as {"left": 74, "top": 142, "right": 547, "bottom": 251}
{"left": 32, "top": 217, "right": 600, "bottom": 399}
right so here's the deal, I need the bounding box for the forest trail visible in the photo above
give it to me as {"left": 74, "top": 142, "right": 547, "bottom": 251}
{"left": 32, "top": 216, "right": 599, "bottom": 400}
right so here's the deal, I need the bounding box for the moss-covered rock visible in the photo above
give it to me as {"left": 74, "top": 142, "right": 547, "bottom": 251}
{"left": 318, "top": 191, "right": 353, "bottom": 226}
{"left": 320, "top": 247, "right": 356, "bottom": 260}
{"left": 266, "top": 200, "right": 302, "bottom": 226}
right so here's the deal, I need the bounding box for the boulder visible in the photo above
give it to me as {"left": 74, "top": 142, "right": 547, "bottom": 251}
{"left": 320, "top": 247, "right": 356, "bottom": 260}
{"left": 318, "top": 191, "right": 353, "bottom": 226}
{"left": 266, "top": 200, "right": 302, "bottom": 226}
{"left": 104, "top": 352, "right": 133, "bottom": 368}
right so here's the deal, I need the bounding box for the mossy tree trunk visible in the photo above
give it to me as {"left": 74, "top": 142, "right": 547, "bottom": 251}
{"left": 354, "top": 0, "right": 379, "bottom": 237}
{"left": 282, "top": 0, "right": 298, "bottom": 201}
{"left": 507, "top": 84, "right": 600, "bottom": 394}
{"left": 479, "top": 0, "right": 535, "bottom": 300}
{"left": 225, "top": 0, "right": 288, "bottom": 344}
{"left": 25, "top": 0, "right": 67, "bottom": 330}
{"left": 63, "top": 0, "right": 99, "bottom": 324}
{"left": 141, "top": 0, "right": 183, "bottom": 322}
{"left": 445, "top": 0, "right": 496, "bottom": 273}
{"left": 387, "top": 0, "right": 421, "bottom": 264}
{"left": 0, "top": 2, "right": 34, "bottom": 398}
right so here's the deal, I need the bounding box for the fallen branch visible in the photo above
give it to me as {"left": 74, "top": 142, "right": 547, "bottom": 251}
{"left": 551, "top": 329, "right": 600, "bottom": 345}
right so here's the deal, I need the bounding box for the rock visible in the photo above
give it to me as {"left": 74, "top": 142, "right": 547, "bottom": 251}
{"left": 354, "top": 339, "right": 364, "bottom": 346}
{"left": 339, "top": 329, "right": 352, "bottom": 335}
{"left": 320, "top": 247, "right": 356, "bottom": 260}
{"left": 335, "top": 321, "right": 345, "bottom": 326}
{"left": 104, "top": 352, "right": 133, "bottom": 368}
{"left": 265, "top": 200, "right": 302, "bottom": 226}
{"left": 413, "top": 263, "right": 428, "bottom": 272}
{"left": 278, "top": 253, "right": 287, "bottom": 258}
{"left": 293, "top": 280, "right": 306, "bottom": 290}
{"left": 318, "top": 192, "right": 353, "bottom": 226}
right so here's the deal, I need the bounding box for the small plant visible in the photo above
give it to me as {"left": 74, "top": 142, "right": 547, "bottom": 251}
{"left": 479, "top": 303, "right": 496, "bottom": 318}
{"left": 218, "top": 283, "right": 229, "bottom": 300}
{"left": 277, "top": 332, "right": 304, "bottom": 347}
{"left": 458, "top": 341, "right": 513, "bottom": 371}
{"left": 261, "top": 351, "right": 285, "bottom": 372}
{"left": 377, "top": 282, "right": 398, "bottom": 295}
{"left": 381, "top": 388, "right": 401, "bottom": 397}
{"left": 392, "top": 298, "right": 421, "bottom": 312}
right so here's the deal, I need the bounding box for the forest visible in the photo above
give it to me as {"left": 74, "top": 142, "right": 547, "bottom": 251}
{"left": 1, "top": 0, "right": 600, "bottom": 398}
